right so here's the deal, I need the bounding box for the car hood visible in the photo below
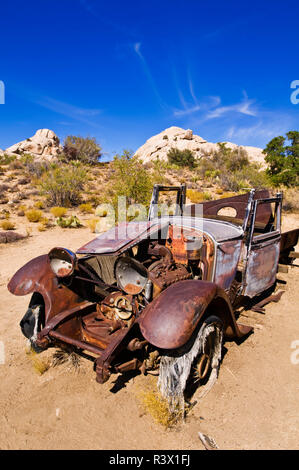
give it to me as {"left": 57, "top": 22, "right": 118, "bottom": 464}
{"left": 76, "top": 217, "right": 243, "bottom": 255}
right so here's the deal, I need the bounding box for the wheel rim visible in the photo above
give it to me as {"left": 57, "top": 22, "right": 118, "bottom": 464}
{"left": 195, "top": 329, "right": 215, "bottom": 381}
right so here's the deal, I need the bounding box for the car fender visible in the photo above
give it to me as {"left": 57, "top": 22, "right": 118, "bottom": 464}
{"left": 7, "top": 255, "right": 82, "bottom": 323}
{"left": 138, "top": 280, "right": 252, "bottom": 350}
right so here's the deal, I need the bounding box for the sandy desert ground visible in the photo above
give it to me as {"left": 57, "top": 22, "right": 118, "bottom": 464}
{"left": 0, "top": 214, "right": 298, "bottom": 450}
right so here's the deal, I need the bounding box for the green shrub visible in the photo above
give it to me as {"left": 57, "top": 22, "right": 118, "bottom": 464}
{"left": 150, "top": 159, "right": 170, "bottom": 185}
{"left": 263, "top": 131, "right": 299, "bottom": 187}
{"left": 219, "top": 166, "right": 270, "bottom": 192}
{"left": 39, "top": 164, "right": 87, "bottom": 206}
{"left": 62, "top": 136, "right": 102, "bottom": 165}
{"left": 56, "top": 215, "right": 82, "bottom": 228}
{"left": 20, "top": 154, "right": 51, "bottom": 178}
{"left": 111, "top": 151, "right": 153, "bottom": 208}
{"left": 0, "top": 154, "right": 17, "bottom": 166}
{"left": 167, "top": 148, "right": 196, "bottom": 168}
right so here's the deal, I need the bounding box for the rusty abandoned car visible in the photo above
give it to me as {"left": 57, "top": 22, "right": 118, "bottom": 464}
{"left": 7, "top": 185, "right": 299, "bottom": 409}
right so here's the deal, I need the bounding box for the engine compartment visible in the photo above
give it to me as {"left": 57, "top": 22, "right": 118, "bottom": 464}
{"left": 36, "top": 225, "right": 216, "bottom": 380}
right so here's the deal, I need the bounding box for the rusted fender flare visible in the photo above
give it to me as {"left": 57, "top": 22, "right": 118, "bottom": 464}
{"left": 7, "top": 255, "right": 82, "bottom": 323}
{"left": 138, "top": 280, "right": 252, "bottom": 350}
{"left": 7, "top": 255, "right": 52, "bottom": 296}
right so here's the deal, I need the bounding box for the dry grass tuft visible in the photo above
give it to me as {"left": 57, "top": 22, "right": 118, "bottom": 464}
{"left": 219, "top": 191, "right": 237, "bottom": 199}
{"left": 138, "top": 389, "right": 183, "bottom": 428}
{"left": 186, "top": 190, "right": 212, "bottom": 203}
{"left": 50, "top": 206, "right": 68, "bottom": 218}
{"left": 79, "top": 203, "right": 94, "bottom": 214}
{"left": 26, "top": 349, "right": 50, "bottom": 375}
{"left": 1, "top": 220, "right": 16, "bottom": 230}
{"left": 34, "top": 200, "right": 45, "bottom": 209}
{"left": 51, "top": 348, "right": 82, "bottom": 371}
{"left": 282, "top": 188, "right": 299, "bottom": 212}
{"left": 86, "top": 217, "right": 100, "bottom": 232}
{"left": 25, "top": 209, "right": 43, "bottom": 223}
{"left": 37, "top": 217, "right": 51, "bottom": 232}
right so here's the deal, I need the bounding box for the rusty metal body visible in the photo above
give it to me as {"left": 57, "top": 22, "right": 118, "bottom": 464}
{"left": 7, "top": 186, "right": 298, "bottom": 386}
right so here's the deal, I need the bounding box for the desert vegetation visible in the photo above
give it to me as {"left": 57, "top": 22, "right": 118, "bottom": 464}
{"left": 0, "top": 131, "right": 298, "bottom": 241}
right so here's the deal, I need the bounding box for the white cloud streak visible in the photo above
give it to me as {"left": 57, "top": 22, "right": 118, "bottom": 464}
{"left": 35, "top": 96, "right": 102, "bottom": 127}
{"left": 132, "top": 42, "right": 167, "bottom": 110}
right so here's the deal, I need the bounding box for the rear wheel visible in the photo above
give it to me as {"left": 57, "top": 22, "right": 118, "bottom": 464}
{"left": 158, "top": 315, "right": 223, "bottom": 411}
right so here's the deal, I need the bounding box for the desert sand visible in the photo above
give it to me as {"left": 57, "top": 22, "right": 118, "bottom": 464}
{"left": 0, "top": 215, "right": 298, "bottom": 450}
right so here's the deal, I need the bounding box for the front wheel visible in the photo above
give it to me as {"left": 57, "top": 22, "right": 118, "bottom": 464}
{"left": 20, "top": 304, "right": 44, "bottom": 352}
{"left": 158, "top": 315, "right": 223, "bottom": 411}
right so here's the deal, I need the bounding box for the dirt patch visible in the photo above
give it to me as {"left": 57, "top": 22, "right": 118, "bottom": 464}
{"left": 0, "top": 218, "right": 298, "bottom": 450}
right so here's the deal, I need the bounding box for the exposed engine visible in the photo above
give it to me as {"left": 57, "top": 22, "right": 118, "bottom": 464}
{"left": 44, "top": 238, "right": 201, "bottom": 377}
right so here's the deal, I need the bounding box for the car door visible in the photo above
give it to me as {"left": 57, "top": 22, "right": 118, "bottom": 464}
{"left": 243, "top": 195, "right": 282, "bottom": 298}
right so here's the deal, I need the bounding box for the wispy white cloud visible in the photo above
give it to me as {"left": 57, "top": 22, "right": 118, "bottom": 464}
{"left": 205, "top": 92, "right": 257, "bottom": 120}
{"left": 225, "top": 115, "right": 294, "bottom": 143}
{"left": 173, "top": 73, "right": 202, "bottom": 117}
{"left": 173, "top": 105, "right": 201, "bottom": 117}
{"left": 133, "top": 42, "right": 142, "bottom": 56}
{"left": 132, "top": 42, "right": 167, "bottom": 110}
{"left": 35, "top": 96, "right": 102, "bottom": 127}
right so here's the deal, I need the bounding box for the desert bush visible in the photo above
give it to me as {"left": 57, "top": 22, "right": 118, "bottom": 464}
{"left": 50, "top": 206, "right": 68, "bottom": 218}
{"left": 186, "top": 190, "right": 211, "bottom": 203}
{"left": 86, "top": 217, "right": 100, "bottom": 232}
{"left": 224, "top": 147, "right": 249, "bottom": 172}
{"left": 25, "top": 209, "right": 43, "bottom": 223}
{"left": 0, "top": 154, "right": 17, "bottom": 166}
{"left": 150, "top": 159, "right": 169, "bottom": 185}
{"left": 167, "top": 147, "right": 196, "bottom": 168}
{"left": 111, "top": 151, "right": 153, "bottom": 207}
{"left": 34, "top": 201, "right": 45, "bottom": 210}
{"left": 1, "top": 220, "right": 16, "bottom": 230}
{"left": 28, "top": 161, "right": 49, "bottom": 179}
{"left": 281, "top": 188, "right": 299, "bottom": 212}
{"left": 9, "top": 159, "right": 24, "bottom": 170}
{"left": 219, "top": 167, "right": 270, "bottom": 192}
{"left": 62, "top": 135, "right": 102, "bottom": 165}
{"left": 37, "top": 217, "right": 51, "bottom": 231}
{"left": 39, "top": 164, "right": 86, "bottom": 207}
{"left": 198, "top": 144, "right": 250, "bottom": 181}
{"left": 85, "top": 195, "right": 102, "bottom": 207}
{"left": 79, "top": 203, "right": 94, "bottom": 214}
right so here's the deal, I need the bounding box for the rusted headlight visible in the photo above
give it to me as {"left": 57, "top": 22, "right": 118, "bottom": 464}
{"left": 48, "top": 247, "right": 77, "bottom": 278}
{"left": 115, "top": 256, "right": 148, "bottom": 295}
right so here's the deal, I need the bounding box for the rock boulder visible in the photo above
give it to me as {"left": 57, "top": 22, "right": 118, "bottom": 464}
{"left": 5, "top": 129, "right": 62, "bottom": 160}
{"left": 134, "top": 126, "right": 266, "bottom": 167}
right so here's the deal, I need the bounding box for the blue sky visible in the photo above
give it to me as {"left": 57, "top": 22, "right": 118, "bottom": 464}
{"left": 0, "top": 0, "right": 298, "bottom": 160}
